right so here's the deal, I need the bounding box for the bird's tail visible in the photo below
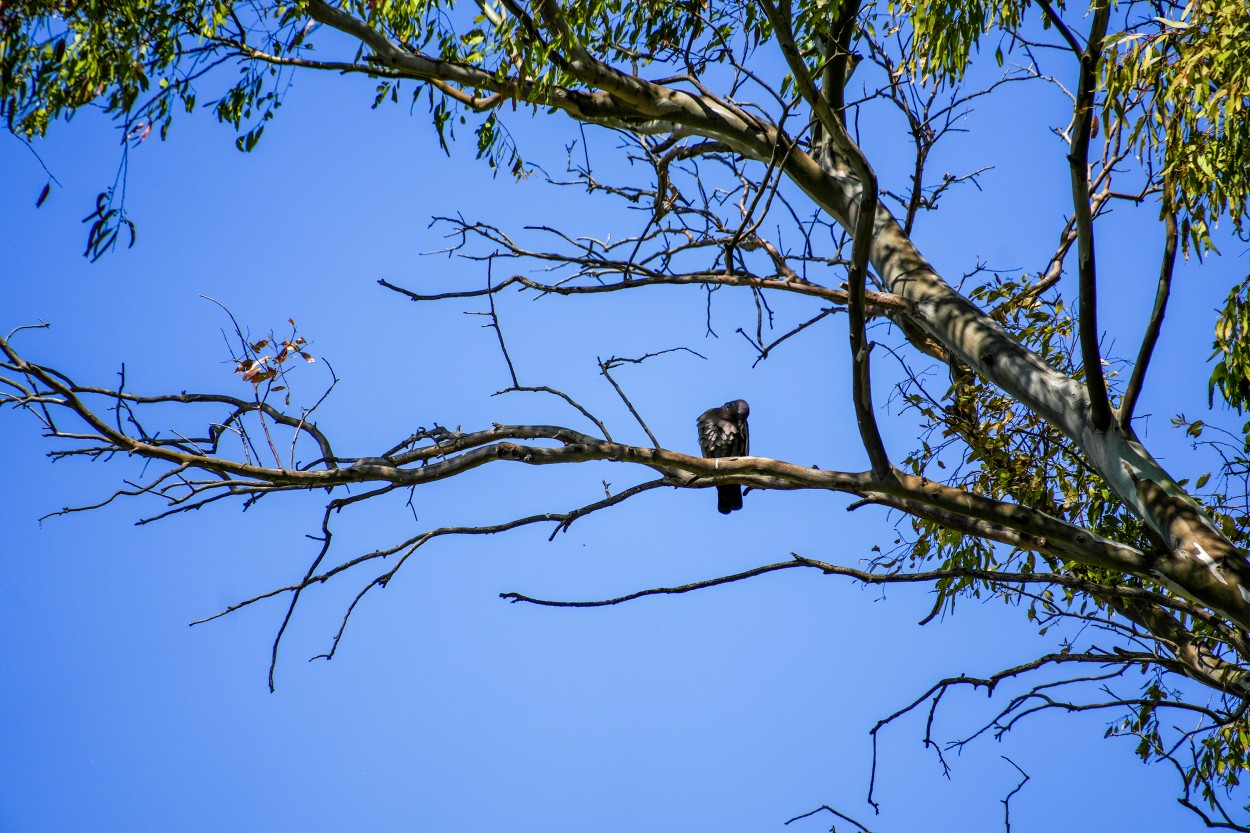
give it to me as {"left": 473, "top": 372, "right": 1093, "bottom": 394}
{"left": 717, "top": 484, "right": 743, "bottom": 514}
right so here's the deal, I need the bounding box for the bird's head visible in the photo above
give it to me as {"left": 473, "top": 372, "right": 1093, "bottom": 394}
{"left": 724, "top": 399, "right": 749, "bottom": 419}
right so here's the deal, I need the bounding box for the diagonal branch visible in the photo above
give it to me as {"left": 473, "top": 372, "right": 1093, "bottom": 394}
{"left": 1119, "top": 212, "right": 1177, "bottom": 430}
{"left": 1034, "top": 0, "right": 1086, "bottom": 57}
{"left": 1065, "top": 0, "right": 1113, "bottom": 432}
{"left": 756, "top": 0, "right": 890, "bottom": 478}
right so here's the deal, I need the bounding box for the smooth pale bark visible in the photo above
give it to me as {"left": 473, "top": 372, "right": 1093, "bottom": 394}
{"left": 804, "top": 159, "right": 1250, "bottom": 627}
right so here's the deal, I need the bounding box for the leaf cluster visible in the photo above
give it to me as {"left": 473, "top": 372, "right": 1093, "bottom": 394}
{"left": 2, "top": 1, "right": 194, "bottom": 137}
{"left": 889, "top": 0, "right": 1025, "bottom": 80}
{"left": 1210, "top": 276, "right": 1250, "bottom": 414}
{"left": 897, "top": 274, "right": 1146, "bottom": 599}
{"left": 1105, "top": 0, "right": 1250, "bottom": 250}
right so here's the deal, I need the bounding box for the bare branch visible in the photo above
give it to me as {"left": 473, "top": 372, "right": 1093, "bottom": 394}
{"left": 502, "top": 560, "right": 800, "bottom": 607}
{"left": 1034, "top": 0, "right": 1086, "bottom": 57}
{"left": 379, "top": 257, "right": 908, "bottom": 313}
{"left": 1001, "top": 757, "right": 1030, "bottom": 833}
{"left": 784, "top": 804, "right": 872, "bottom": 831}
{"left": 757, "top": 0, "right": 890, "bottom": 477}
{"left": 494, "top": 385, "right": 614, "bottom": 441}
{"left": 482, "top": 262, "right": 520, "bottom": 387}
{"left": 1065, "top": 0, "right": 1114, "bottom": 431}
{"left": 1119, "top": 212, "right": 1177, "bottom": 430}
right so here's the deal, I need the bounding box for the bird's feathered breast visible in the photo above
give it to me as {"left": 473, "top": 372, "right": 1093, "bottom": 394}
{"left": 697, "top": 406, "right": 748, "bottom": 458}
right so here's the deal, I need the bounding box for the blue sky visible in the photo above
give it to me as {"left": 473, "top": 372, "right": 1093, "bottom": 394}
{"left": 1, "top": 26, "right": 1245, "bottom": 833}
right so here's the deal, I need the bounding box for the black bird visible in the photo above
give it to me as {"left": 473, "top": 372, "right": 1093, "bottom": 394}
{"left": 696, "top": 399, "right": 750, "bottom": 514}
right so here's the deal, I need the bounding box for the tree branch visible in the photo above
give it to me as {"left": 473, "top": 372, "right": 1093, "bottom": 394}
{"left": 1034, "top": 0, "right": 1086, "bottom": 57}
{"left": 1119, "top": 212, "right": 1177, "bottom": 430}
{"left": 4, "top": 331, "right": 1166, "bottom": 589}
{"left": 156, "top": 0, "right": 1250, "bottom": 627}
{"left": 757, "top": 0, "right": 891, "bottom": 477}
{"left": 1066, "top": 0, "right": 1114, "bottom": 432}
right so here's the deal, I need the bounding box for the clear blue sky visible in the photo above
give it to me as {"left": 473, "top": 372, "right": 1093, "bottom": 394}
{"left": 0, "top": 31, "right": 1242, "bottom": 833}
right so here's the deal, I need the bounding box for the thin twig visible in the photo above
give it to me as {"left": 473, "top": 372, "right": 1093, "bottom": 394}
{"left": 1000, "top": 756, "right": 1030, "bottom": 833}
{"left": 784, "top": 805, "right": 872, "bottom": 831}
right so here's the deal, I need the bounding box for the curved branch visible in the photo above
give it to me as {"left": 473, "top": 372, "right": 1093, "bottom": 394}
{"left": 757, "top": 0, "right": 890, "bottom": 476}
{"left": 1119, "top": 212, "right": 1177, "bottom": 430}
{"left": 500, "top": 548, "right": 1250, "bottom": 696}
{"left": 1066, "top": 0, "right": 1114, "bottom": 431}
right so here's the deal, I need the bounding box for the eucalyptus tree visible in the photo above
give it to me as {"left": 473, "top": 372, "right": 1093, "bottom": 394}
{"left": 4, "top": 0, "right": 1250, "bottom": 826}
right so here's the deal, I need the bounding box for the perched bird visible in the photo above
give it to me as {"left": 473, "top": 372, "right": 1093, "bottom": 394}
{"left": 696, "top": 399, "right": 750, "bottom": 514}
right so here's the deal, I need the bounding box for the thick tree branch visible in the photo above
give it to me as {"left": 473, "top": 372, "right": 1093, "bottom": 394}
{"left": 757, "top": 0, "right": 890, "bottom": 477}
{"left": 1108, "top": 590, "right": 1250, "bottom": 696}
{"left": 1066, "top": 0, "right": 1114, "bottom": 432}
{"left": 1034, "top": 0, "right": 1086, "bottom": 57}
